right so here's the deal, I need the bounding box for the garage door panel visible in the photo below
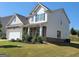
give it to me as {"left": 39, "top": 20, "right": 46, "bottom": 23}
{"left": 9, "top": 32, "right": 20, "bottom": 40}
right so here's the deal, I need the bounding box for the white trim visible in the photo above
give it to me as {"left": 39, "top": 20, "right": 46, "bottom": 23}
{"left": 6, "top": 15, "right": 15, "bottom": 26}
{"left": 6, "top": 14, "right": 24, "bottom": 26}
{"left": 30, "top": 3, "right": 49, "bottom": 15}
{"left": 39, "top": 26, "right": 42, "bottom": 36}
{"left": 28, "top": 27, "right": 30, "bottom": 35}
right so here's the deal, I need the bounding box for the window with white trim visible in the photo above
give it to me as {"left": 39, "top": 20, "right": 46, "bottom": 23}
{"left": 35, "top": 13, "right": 45, "bottom": 22}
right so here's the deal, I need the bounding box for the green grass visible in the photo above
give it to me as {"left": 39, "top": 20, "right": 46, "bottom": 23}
{"left": 0, "top": 40, "right": 79, "bottom": 57}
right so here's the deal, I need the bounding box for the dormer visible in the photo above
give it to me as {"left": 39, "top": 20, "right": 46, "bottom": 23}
{"left": 29, "top": 3, "right": 50, "bottom": 24}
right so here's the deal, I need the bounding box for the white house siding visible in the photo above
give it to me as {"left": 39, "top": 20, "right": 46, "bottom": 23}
{"left": 59, "top": 10, "right": 69, "bottom": 39}
{"left": 6, "top": 15, "right": 24, "bottom": 40}
{"left": 29, "top": 6, "right": 47, "bottom": 24}
{"left": 37, "top": 7, "right": 45, "bottom": 14}
{"left": 6, "top": 27, "right": 23, "bottom": 40}
{"left": 10, "top": 16, "right": 23, "bottom": 25}
{"left": 46, "top": 10, "right": 69, "bottom": 39}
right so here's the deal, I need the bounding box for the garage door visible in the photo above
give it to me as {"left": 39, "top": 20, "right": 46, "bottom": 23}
{"left": 9, "top": 32, "right": 20, "bottom": 40}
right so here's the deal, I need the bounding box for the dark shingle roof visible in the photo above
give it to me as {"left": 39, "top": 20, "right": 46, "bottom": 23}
{"left": 0, "top": 14, "right": 29, "bottom": 32}
{"left": 16, "top": 14, "right": 29, "bottom": 25}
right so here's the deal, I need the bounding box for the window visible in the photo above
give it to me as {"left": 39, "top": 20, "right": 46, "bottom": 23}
{"left": 42, "top": 26, "right": 46, "bottom": 36}
{"left": 57, "top": 30, "right": 61, "bottom": 39}
{"left": 35, "top": 13, "right": 45, "bottom": 22}
{"left": 41, "top": 13, "right": 45, "bottom": 21}
{"left": 35, "top": 14, "right": 39, "bottom": 22}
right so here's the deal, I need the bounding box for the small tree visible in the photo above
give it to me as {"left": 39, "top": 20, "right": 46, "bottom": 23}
{"left": 71, "top": 28, "right": 77, "bottom": 35}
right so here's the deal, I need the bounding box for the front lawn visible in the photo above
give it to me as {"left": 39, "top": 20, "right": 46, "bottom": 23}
{"left": 0, "top": 40, "right": 79, "bottom": 57}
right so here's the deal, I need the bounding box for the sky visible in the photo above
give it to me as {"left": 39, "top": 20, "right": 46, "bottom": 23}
{"left": 0, "top": 2, "right": 79, "bottom": 30}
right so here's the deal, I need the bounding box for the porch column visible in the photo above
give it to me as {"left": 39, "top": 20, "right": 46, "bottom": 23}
{"left": 39, "top": 26, "right": 42, "bottom": 36}
{"left": 28, "top": 27, "right": 30, "bottom": 35}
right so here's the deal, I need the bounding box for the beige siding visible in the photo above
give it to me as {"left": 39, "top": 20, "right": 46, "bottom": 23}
{"left": 10, "top": 16, "right": 23, "bottom": 25}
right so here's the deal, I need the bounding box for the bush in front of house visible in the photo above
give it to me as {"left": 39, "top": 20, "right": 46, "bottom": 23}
{"left": 37, "top": 36, "right": 45, "bottom": 43}
{"left": 16, "top": 38, "right": 22, "bottom": 42}
{"left": 32, "top": 35, "right": 37, "bottom": 44}
{"left": 22, "top": 33, "right": 27, "bottom": 43}
{"left": 22, "top": 33, "right": 32, "bottom": 43}
{"left": 31, "top": 35, "right": 46, "bottom": 44}
{"left": 1, "top": 33, "right": 6, "bottom": 39}
{"left": 27, "top": 35, "right": 32, "bottom": 42}
{"left": 0, "top": 32, "right": 6, "bottom": 39}
{"left": 10, "top": 39, "right": 16, "bottom": 42}
{"left": 24, "top": 35, "right": 32, "bottom": 43}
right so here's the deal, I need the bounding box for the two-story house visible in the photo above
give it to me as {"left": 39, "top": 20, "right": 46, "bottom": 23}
{"left": 1, "top": 3, "right": 70, "bottom": 42}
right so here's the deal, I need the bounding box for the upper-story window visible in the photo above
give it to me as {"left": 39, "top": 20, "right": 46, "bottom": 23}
{"left": 35, "top": 13, "right": 45, "bottom": 22}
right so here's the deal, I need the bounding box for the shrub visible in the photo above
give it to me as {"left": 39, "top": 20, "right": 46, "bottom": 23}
{"left": 26, "top": 36, "right": 32, "bottom": 43}
{"left": 16, "top": 38, "right": 22, "bottom": 42}
{"left": 37, "top": 36, "right": 44, "bottom": 43}
{"left": 22, "top": 33, "right": 28, "bottom": 43}
{"left": 0, "top": 32, "right": 6, "bottom": 39}
{"left": 1, "top": 33, "right": 6, "bottom": 39}
{"left": 22, "top": 34, "right": 32, "bottom": 43}
{"left": 32, "top": 35, "right": 37, "bottom": 44}
{"left": 10, "top": 39, "right": 16, "bottom": 42}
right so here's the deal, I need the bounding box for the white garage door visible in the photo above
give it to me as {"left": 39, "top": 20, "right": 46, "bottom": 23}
{"left": 9, "top": 32, "right": 20, "bottom": 40}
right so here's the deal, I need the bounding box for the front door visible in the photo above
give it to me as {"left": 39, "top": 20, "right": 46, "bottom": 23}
{"left": 30, "top": 27, "right": 39, "bottom": 36}
{"left": 42, "top": 26, "right": 46, "bottom": 36}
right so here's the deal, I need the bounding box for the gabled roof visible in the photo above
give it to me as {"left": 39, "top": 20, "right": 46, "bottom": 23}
{"left": 30, "top": 3, "right": 50, "bottom": 15}
{"left": 62, "top": 9, "right": 70, "bottom": 24}
{"left": 16, "top": 14, "right": 29, "bottom": 25}
{"left": 29, "top": 3, "right": 70, "bottom": 24}
{"left": 7, "top": 13, "right": 29, "bottom": 26}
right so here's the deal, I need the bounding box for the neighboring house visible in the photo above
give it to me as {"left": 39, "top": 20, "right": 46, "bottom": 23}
{"left": 0, "top": 3, "right": 70, "bottom": 41}
{"left": 0, "top": 16, "right": 13, "bottom": 33}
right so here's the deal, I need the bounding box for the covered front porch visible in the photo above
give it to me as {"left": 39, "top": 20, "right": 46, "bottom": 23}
{"left": 23, "top": 26, "right": 46, "bottom": 37}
